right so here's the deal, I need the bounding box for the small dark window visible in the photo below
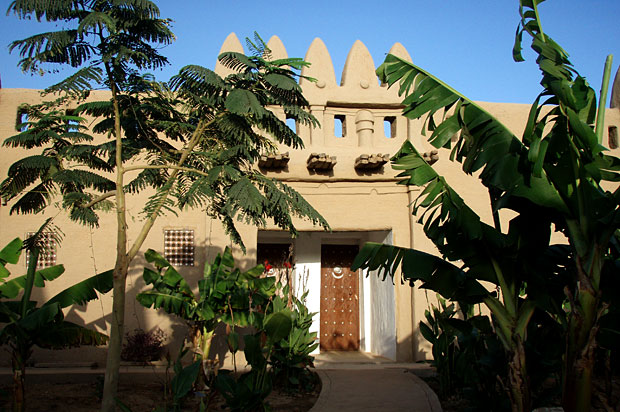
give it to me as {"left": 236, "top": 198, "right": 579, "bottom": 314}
{"left": 16, "top": 109, "right": 29, "bottom": 132}
{"left": 384, "top": 116, "right": 396, "bottom": 138}
{"left": 609, "top": 126, "right": 618, "bottom": 149}
{"left": 334, "top": 115, "right": 346, "bottom": 138}
{"left": 286, "top": 117, "right": 297, "bottom": 134}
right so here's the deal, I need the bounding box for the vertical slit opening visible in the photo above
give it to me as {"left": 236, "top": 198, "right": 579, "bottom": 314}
{"left": 334, "top": 115, "right": 346, "bottom": 138}
{"left": 286, "top": 117, "right": 297, "bottom": 134}
{"left": 609, "top": 126, "right": 618, "bottom": 149}
{"left": 384, "top": 117, "right": 396, "bottom": 138}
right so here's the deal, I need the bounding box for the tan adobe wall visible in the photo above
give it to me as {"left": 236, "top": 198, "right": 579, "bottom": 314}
{"left": 1, "top": 34, "right": 619, "bottom": 364}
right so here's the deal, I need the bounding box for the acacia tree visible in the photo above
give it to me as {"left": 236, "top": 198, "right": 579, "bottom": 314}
{"left": 2, "top": 1, "right": 328, "bottom": 410}
{"left": 353, "top": 1, "right": 619, "bottom": 411}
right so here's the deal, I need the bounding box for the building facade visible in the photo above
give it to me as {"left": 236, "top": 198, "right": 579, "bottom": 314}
{"left": 1, "top": 33, "right": 619, "bottom": 366}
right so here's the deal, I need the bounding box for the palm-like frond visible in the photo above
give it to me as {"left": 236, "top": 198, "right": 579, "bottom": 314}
{"left": 8, "top": 29, "right": 95, "bottom": 71}
{"left": 45, "top": 270, "right": 113, "bottom": 308}
{"left": 0, "top": 266, "right": 64, "bottom": 299}
{"left": 34, "top": 321, "right": 108, "bottom": 348}
{"left": 7, "top": 0, "right": 77, "bottom": 21}
{"left": 43, "top": 66, "right": 104, "bottom": 97}
{"left": 377, "top": 54, "right": 568, "bottom": 213}
{"left": 53, "top": 169, "right": 115, "bottom": 193}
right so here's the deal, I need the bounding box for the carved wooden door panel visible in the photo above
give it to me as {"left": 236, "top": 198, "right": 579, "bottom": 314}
{"left": 320, "top": 245, "right": 360, "bottom": 351}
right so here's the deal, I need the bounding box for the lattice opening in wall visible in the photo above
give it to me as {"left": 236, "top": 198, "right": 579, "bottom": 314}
{"left": 164, "top": 229, "right": 195, "bottom": 266}
{"left": 25, "top": 232, "right": 58, "bottom": 268}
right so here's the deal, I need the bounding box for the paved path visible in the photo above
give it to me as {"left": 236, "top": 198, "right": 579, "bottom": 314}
{"left": 0, "top": 352, "right": 442, "bottom": 411}
{"left": 310, "top": 368, "right": 441, "bottom": 412}
{"left": 309, "top": 352, "right": 442, "bottom": 412}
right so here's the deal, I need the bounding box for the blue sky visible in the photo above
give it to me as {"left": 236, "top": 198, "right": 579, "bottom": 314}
{"left": 1, "top": 0, "right": 619, "bottom": 104}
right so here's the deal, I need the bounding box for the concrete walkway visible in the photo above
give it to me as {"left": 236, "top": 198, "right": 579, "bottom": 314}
{"left": 310, "top": 352, "right": 442, "bottom": 412}
{"left": 0, "top": 352, "right": 442, "bottom": 411}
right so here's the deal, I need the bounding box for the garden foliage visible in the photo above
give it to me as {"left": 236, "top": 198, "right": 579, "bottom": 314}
{"left": 3, "top": 1, "right": 328, "bottom": 409}
{"left": 138, "top": 248, "right": 318, "bottom": 411}
{"left": 0, "top": 220, "right": 113, "bottom": 412}
{"left": 353, "top": 1, "right": 620, "bottom": 410}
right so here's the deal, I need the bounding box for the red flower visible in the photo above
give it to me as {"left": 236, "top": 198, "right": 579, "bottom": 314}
{"left": 283, "top": 261, "right": 292, "bottom": 269}
{"left": 264, "top": 260, "right": 272, "bottom": 271}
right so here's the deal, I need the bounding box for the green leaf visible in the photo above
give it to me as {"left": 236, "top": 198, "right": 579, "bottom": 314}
{"left": 225, "top": 89, "right": 264, "bottom": 117}
{"left": 35, "top": 321, "right": 108, "bottom": 348}
{"left": 33, "top": 265, "right": 65, "bottom": 285}
{"left": 419, "top": 322, "right": 436, "bottom": 344}
{"left": 0, "top": 238, "right": 22, "bottom": 265}
{"left": 19, "top": 302, "right": 62, "bottom": 331}
{"left": 227, "top": 330, "right": 239, "bottom": 353}
{"left": 264, "top": 310, "right": 293, "bottom": 343}
{"left": 45, "top": 270, "right": 113, "bottom": 308}
{"left": 171, "top": 360, "right": 201, "bottom": 400}
{"left": 144, "top": 249, "right": 170, "bottom": 269}
{"left": 243, "top": 334, "right": 266, "bottom": 369}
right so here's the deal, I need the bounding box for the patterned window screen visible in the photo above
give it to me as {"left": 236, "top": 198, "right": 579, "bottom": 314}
{"left": 25, "top": 232, "right": 58, "bottom": 268}
{"left": 164, "top": 229, "right": 195, "bottom": 266}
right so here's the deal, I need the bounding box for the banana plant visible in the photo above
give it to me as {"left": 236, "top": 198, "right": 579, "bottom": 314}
{"left": 0, "top": 222, "right": 113, "bottom": 412}
{"left": 268, "top": 288, "right": 318, "bottom": 389}
{"left": 136, "top": 247, "right": 277, "bottom": 383}
{"left": 354, "top": 1, "right": 619, "bottom": 410}
{"left": 353, "top": 145, "right": 571, "bottom": 411}
{"left": 215, "top": 310, "right": 293, "bottom": 412}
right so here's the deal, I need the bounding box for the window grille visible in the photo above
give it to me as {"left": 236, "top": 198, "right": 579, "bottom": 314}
{"left": 164, "top": 229, "right": 195, "bottom": 266}
{"left": 25, "top": 232, "right": 58, "bottom": 268}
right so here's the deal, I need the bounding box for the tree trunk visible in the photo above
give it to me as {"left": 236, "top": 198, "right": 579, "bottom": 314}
{"left": 101, "top": 79, "right": 129, "bottom": 412}
{"left": 12, "top": 350, "right": 25, "bottom": 412}
{"left": 563, "top": 288, "right": 598, "bottom": 412}
{"left": 508, "top": 339, "right": 531, "bottom": 412}
{"left": 562, "top": 251, "right": 601, "bottom": 412}
{"left": 101, "top": 263, "right": 128, "bottom": 411}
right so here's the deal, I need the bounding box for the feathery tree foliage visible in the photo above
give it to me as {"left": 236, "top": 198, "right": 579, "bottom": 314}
{"left": 353, "top": 1, "right": 619, "bottom": 411}
{"left": 2, "top": 2, "right": 328, "bottom": 410}
{"left": 0, "top": 219, "right": 113, "bottom": 412}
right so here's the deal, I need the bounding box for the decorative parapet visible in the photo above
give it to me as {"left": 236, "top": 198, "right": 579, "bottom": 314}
{"left": 258, "top": 152, "right": 290, "bottom": 169}
{"left": 307, "top": 153, "right": 337, "bottom": 171}
{"left": 354, "top": 154, "right": 389, "bottom": 170}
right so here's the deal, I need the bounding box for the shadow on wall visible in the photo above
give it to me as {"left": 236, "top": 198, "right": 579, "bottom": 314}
{"left": 8, "top": 240, "right": 262, "bottom": 368}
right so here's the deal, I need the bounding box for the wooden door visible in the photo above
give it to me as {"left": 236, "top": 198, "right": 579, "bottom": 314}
{"left": 320, "top": 245, "right": 360, "bottom": 351}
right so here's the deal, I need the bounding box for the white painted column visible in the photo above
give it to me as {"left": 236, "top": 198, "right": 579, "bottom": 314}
{"left": 294, "top": 233, "right": 322, "bottom": 354}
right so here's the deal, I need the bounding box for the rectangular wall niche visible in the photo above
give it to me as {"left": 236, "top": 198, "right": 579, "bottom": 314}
{"left": 25, "top": 232, "right": 57, "bottom": 268}
{"left": 164, "top": 229, "right": 195, "bottom": 266}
